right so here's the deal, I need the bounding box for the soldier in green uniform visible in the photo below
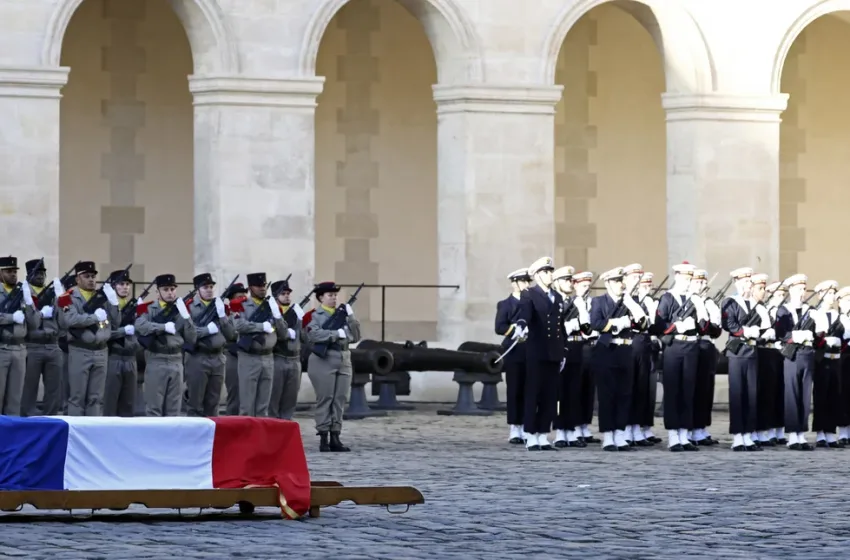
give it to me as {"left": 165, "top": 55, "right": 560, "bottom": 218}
{"left": 269, "top": 278, "right": 306, "bottom": 420}
{"left": 232, "top": 272, "right": 285, "bottom": 417}
{"left": 104, "top": 269, "right": 139, "bottom": 417}
{"left": 185, "top": 273, "right": 235, "bottom": 417}
{"left": 135, "top": 274, "right": 197, "bottom": 417}
{"left": 223, "top": 282, "right": 247, "bottom": 415}
{"left": 63, "top": 261, "right": 115, "bottom": 416}
{"left": 21, "top": 259, "right": 65, "bottom": 416}
{"left": 306, "top": 281, "right": 361, "bottom": 452}
{"left": 0, "top": 256, "right": 40, "bottom": 416}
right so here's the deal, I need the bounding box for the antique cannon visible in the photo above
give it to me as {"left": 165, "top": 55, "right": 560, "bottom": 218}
{"left": 455, "top": 341, "right": 506, "bottom": 412}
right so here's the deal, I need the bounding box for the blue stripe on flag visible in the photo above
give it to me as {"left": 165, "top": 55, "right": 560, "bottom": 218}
{"left": 0, "top": 416, "right": 68, "bottom": 490}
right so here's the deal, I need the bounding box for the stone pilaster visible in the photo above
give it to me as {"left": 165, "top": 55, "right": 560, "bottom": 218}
{"left": 0, "top": 66, "right": 69, "bottom": 274}
{"left": 662, "top": 92, "right": 789, "bottom": 278}
{"left": 433, "top": 84, "right": 564, "bottom": 345}
{"left": 189, "top": 75, "right": 324, "bottom": 290}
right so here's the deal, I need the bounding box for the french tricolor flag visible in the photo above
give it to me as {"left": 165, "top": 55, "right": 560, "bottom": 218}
{"left": 0, "top": 416, "right": 311, "bottom": 518}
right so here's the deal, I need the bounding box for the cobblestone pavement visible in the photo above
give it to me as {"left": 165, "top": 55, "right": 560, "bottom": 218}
{"left": 2, "top": 405, "right": 849, "bottom": 559}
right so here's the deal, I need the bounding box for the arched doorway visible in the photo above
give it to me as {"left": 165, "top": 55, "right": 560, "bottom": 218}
{"left": 58, "top": 0, "right": 194, "bottom": 283}
{"left": 552, "top": 1, "right": 667, "bottom": 275}
{"left": 779, "top": 12, "right": 850, "bottom": 282}
{"left": 314, "top": 0, "right": 439, "bottom": 341}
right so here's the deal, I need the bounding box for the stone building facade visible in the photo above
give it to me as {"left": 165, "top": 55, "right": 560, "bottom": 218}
{"left": 0, "top": 0, "right": 848, "bottom": 397}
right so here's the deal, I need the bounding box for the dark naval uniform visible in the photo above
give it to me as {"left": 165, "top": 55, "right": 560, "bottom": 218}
{"left": 495, "top": 292, "right": 527, "bottom": 440}
{"left": 722, "top": 294, "right": 760, "bottom": 447}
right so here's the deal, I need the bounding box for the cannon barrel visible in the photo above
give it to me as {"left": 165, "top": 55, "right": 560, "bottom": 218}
{"left": 350, "top": 347, "right": 394, "bottom": 375}
{"left": 357, "top": 340, "right": 501, "bottom": 374}
{"left": 457, "top": 341, "right": 501, "bottom": 354}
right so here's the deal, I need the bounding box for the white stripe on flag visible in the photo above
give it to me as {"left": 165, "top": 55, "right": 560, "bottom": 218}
{"left": 62, "top": 417, "right": 216, "bottom": 490}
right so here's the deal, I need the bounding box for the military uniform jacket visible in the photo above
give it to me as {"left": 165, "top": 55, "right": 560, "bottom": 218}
{"left": 274, "top": 304, "right": 306, "bottom": 357}
{"left": 136, "top": 300, "right": 197, "bottom": 354}
{"left": 721, "top": 296, "right": 758, "bottom": 357}
{"left": 495, "top": 294, "right": 525, "bottom": 364}
{"left": 306, "top": 305, "right": 362, "bottom": 371}
{"left": 0, "top": 284, "right": 39, "bottom": 345}
{"left": 516, "top": 285, "right": 566, "bottom": 363}
{"left": 189, "top": 298, "right": 236, "bottom": 353}
{"left": 656, "top": 291, "right": 702, "bottom": 340}
{"left": 775, "top": 303, "right": 816, "bottom": 357}
{"left": 108, "top": 298, "right": 140, "bottom": 357}
{"left": 26, "top": 285, "right": 63, "bottom": 346}
{"left": 590, "top": 293, "right": 641, "bottom": 347}
{"left": 233, "top": 297, "right": 285, "bottom": 353}
{"left": 64, "top": 289, "right": 112, "bottom": 349}
{"left": 817, "top": 308, "right": 845, "bottom": 355}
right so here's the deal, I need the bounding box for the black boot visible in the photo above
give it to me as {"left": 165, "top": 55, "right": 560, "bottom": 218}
{"left": 329, "top": 431, "right": 350, "bottom": 452}
{"left": 318, "top": 431, "right": 330, "bottom": 452}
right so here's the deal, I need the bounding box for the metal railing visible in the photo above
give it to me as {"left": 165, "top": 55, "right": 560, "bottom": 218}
{"left": 125, "top": 281, "right": 460, "bottom": 342}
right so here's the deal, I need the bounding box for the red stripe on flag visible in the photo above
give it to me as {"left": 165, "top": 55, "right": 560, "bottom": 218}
{"left": 210, "top": 417, "right": 311, "bottom": 518}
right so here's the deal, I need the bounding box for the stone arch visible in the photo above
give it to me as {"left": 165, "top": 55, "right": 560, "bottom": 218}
{"left": 42, "top": 0, "right": 238, "bottom": 73}
{"left": 541, "top": 0, "right": 715, "bottom": 93}
{"left": 771, "top": 0, "right": 850, "bottom": 94}
{"left": 299, "top": 0, "right": 484, "bottom": 83}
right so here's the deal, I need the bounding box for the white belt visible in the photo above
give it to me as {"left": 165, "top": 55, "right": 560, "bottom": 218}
{"left": 611, "top": 338, "right": 632, "bottom": 346}
{"left": 674, "top": 335, "right": 697, "bottom": 342}
{"left": 565, "top": 335, "right": 584, "bottom": 342}
{"left": 651, "top": 336, "right": 659, "bottom": 343}
{"left": 772, "top": 342, "right": 783, "bottom": 350}
{"left": 824, "top": 352, "right": 841, "bottom": 360}
{"left": 742, "top": 339, "right": 758, "bottom": 346}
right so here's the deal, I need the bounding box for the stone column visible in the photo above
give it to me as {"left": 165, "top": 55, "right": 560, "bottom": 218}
{"left": 188, "top": 75, "right": 324, "bottom": 289}
{"left": 662, "top": 93, "right": 789, "bottom": 278}
{"left": 433, "top": 84, "right": 564, "bottom": 345}
{"left": 0, "top": 66, "right": 69, "bottom": 273}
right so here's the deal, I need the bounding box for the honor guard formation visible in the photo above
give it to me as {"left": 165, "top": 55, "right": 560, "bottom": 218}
{"left": 0, "top": 257, "right": 361, "bottom": 452}
{"left": 496, "top": 257, "right": 850, "bottom": 452}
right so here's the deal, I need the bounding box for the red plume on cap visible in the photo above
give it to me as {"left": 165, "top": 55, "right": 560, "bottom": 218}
{"left": 302, "top": 309, "right": 314, "bottom": 329}
{"left": 682, "top": 261, "right": 690, "bottom": 264}
{"left": 229, "top": 296, "right": 246, "bottom": 314}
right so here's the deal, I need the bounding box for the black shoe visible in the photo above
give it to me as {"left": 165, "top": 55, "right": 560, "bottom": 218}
{"left": 603, "top": 444, "right": 618, "bottom": 452}
{"left": 696, "top": 438, "right": 713, "bottom": 446}
{"left": 816, "top": 440, "right": 828, "bottom": 448}
{"left": 801, "top": 442, "right": 814, "bottom": 451}
{"left": 760, "top": 439, "right": 776, "bottom": 447}
{"left": 776, "top": 438, "right": 787, "bottom": 445}
{"left": 329, "top": 431, "right": 350, "bottom": 452}
{"left": 318, "top": 431, "right": 331, "bottom": 452}
{"left": 635, "top": 440, "right": 653, "bottom": 447}
{"left": 554, "top": 440, "right": 568, "bottom": 448}
{"left": 840, "top": 438, "right": 849, "bottom": 446}
{"left": 568, "top": 440, "right": 587, "bottom": 448}
{"left": 617, "top": 445, "right": 633, "bottom": 452}
{"left": 732, "top": 445, "right": 746, "bottom": 452}
{"left": 509, "top": 437, "right": 524, "bottom": 445}
{"left": 648, "top": 436, "right": 662, "bottom": 444}
{"left": 788, "top": 443, "right": 801, "bottom": 450}
{"left": 625, "top": 439, "right": 635, "bottom": 447}
{"left": 527, "top": 444, "right": 541, "bottom": 451}
{"left": 584, "top": 436, "right": 601, "bottom": 444}
{"left": 769, "top": 437, "right": 778, "bottom": 445}
{"left": 828, "top": 441, "right": 842, "bottom": 449}
{"left": 682, "top": 443, "right": 699, "bottom": 451}
{"left": 669, "top": 444, "right": 684, "bottom": 452}
{"left": 745, "top": 445, "right": 762, "bottom": 451}
{"left": 540, "top": 444, "right": 555, "bottom": 451}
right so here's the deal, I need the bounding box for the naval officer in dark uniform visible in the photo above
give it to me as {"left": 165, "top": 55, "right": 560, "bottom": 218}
{"left": 515, "top": 257, "right": 567, "bottom": 451}
{"left": 495, "top": 267, "right": 531, "bottom": 444}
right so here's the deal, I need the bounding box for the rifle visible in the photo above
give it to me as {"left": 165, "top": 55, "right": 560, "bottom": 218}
{"left": 311, "top": 283, "right": 364, "bottom": 359}
{"left": 82, "top": 263, "right": 132, "bottom": 314}
{"left": 182, "top": 275, "right": 240, "bottom": 354}
{"left": 610, "top": 273, "right": 645, "bottom": 322}
{"left": 118, "top": 280, "right": 155, "bottom": 327}
{"left": 639, "top": 274, "right": 669, "bottom": 306}
{"left": 235, "top": 282, "right": 275, "bottom": 352}
{"left": 0, "top": 257, "right": 43, "bottom": 329}
{"left": 725, "top": 284, "right": 783, "bottom": 354}
{"left": 136, "top": 287, "right": 198, "bottom": 350}
{"left": 564, "top": 273, "right": 598, "bottom": 321}
{"left": 284, "top": 285, "right": 317, "bottom": 330}
{"left": 34, "top": 261, "right": 78, "bottom": 310}
{"left": 781, "top": 290, "right": 821, "bottom": 360}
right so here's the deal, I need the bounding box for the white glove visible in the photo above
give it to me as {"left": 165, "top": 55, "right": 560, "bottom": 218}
{"left": 102, "top": 283, "right": 119, "bottom": 306}
{"left": 52, "top": 277, "right": 63, "bottom": 296}
{"left": 288, "top": 328, "right": 296, "bottom": 340}
{"left": 646, "top": 298, "right": 659, "bottom": 320}
{"left": 123, "top": 325, "right": 135, "bottom": 336}
{"left": 164, "top": 321, "right": 176, "bottom": 334}
{"left": 623, "top": 296, "right": 646, "bottom": 322}
{"left": 137, "top": 297, "right": 144, "bottom": 306}
{"left": 812, "top": 309, "right": 828, "bottom": 333}
{"left": 12, "top": 310, "right": 24, "bottom": 324}
{"left": 511, "top": 325, "right": 522, "bottom": 339}
{"left": 262, "top": 321, "right": 274, "bottom": 334}
{"left": 215, "top": 297, "right": 226, "bottom": 318}
{"left": 269, "top": 298, "right": 282, "bottom": 320}
{"left": 41, "top": 306, "right": 53, "bottom": 319}
{"left": 825, "top": 336, "right": 841, "bottom": 348}
{"left": 345, "top": 303, "right": 354, "bottom": 317}
{"left": 760, "top": 328, "right": 776, "bottom": 341}
{"left": 292, "top": 303, "right": 305, "bottom": 320}
{"left": 337, "top": 328, "right": 347, "bottom": 339}
{"left": 754, "top": 305, "right": 770, "bottom": 328}
{"left": 207, "top": 323, "right": 219, "bottom": 335}
{"left": 564, "top": 318, "right": 580, "bottom": 334}
{"left": 574, "top": 297, "right": 590, "bottom": 324}
{"left": 705, "top": 299, "right": 722, "bottom": 324}
{"left": 791, "top": 330, "right": 812, "bottom": 344}
{"left": 691, "top": 295, "right": 708, "bottom": 323}
{"left": 612, "top": 316, "right": 631, "bottom": 333}
{"left": 743, "top": 326, "right": 761, "bottom": 339}
{"left": 675, "top": 317, "right": 696, "bottom": 333}
{"left": 175, "top": 297, "right": 190, "bottom": 320}
{"left": 94, "top": 308, "right": 107, "bottom": 322}
{"left": 21, "top": 281, "right": 33, "bottom": 306}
